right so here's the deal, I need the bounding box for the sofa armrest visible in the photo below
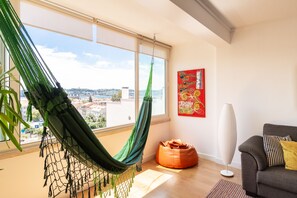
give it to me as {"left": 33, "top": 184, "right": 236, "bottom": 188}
{"left": 239, "top": 135, "right": 267, "bottom": 171}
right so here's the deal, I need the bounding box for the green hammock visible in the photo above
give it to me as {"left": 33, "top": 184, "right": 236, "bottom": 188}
{"left": 0, "top": 0, "right": 154, "bottom": 197}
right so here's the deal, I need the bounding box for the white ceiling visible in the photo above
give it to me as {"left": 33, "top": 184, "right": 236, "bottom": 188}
{"left": 209, "top": 0, "right": 297, "bottom": 28}
{"left": 47, "top": 0, "right": 297, "bottom": 45}
{"left": 48, "top": 0, "right": 211, "bottom": 45}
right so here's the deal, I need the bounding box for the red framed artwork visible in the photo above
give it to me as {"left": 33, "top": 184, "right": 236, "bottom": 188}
{"left": 177, "top": 68, "right": 205, "bottom": 117}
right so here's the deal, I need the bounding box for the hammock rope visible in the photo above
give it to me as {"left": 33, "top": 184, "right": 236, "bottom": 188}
{"left": 0, "top": 0, "right": 155, "bottom": 197}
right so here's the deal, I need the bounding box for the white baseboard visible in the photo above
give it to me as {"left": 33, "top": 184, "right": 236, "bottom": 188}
{"left": 198, "top": 152, "right": 241, "bottom": 169}
{"left": 143, "top": 152, "right": 241, "bottom": 169}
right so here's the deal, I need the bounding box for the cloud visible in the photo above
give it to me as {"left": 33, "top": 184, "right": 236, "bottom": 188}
{"left": 139, "top": 62, "right": 165, "bottom": 90}
{"left": 83, "top": 52, "right": 102, "bottom": 59}
{"left": 93, "top": 60, "right": 112, "bottom": 69}
{"left": 37, "top": 45, "right": 77, "bottom": 60}
{"left": 36, "top": 45, "right": 134, "bottom": 89}
{"left": 35, "top": 45, "right": 164, "bottom": 90}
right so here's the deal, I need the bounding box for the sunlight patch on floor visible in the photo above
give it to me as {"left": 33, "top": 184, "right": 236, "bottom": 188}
{"left": 156, "top": 165, "right": 182, "bottom": 173}
{"left": 128, "top": 169, "right": 172, "bottom": 197}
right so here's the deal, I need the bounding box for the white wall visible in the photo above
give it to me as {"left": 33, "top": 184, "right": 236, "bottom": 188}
{"left": 169, "top": 41, "right": 217, "bottom": 160}
{"left": 0, "top": 122, "right": 170, "bottom": 198}
{"left": 216, "top": 17, "right": 297, "bottom": 166}
{"left": 169, "top": 16, "right": 297, "bottom": 168}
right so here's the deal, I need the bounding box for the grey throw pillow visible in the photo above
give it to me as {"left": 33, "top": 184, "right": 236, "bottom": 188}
{"left": 263, "top": 135, "right": 292, "bottom": 167}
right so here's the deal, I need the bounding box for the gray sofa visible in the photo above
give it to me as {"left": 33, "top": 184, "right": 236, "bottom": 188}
{"left": 239, "top": 123, "right": 297, "bottom": 198}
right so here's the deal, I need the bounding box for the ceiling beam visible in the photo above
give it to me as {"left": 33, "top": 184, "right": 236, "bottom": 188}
{"left": 170, "top": 0, "right": 234, "bottom": 43}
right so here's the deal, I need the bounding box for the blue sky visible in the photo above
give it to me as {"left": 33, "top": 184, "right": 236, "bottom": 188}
{"left": 26, "top": 25, "right": 133, "bottom": 67}
{"left": 26, "top": 25, "right": 164, "bottom": 90}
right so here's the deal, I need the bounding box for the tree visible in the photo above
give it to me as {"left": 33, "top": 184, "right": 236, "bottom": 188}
{"left": 88, "top": 95, "right": 92, "bottom": 102}
{"left": 85, "top": 113, "right": 106, "bottom": 129}
{"left": 97, "top": 115, "right": 106, "bottom": 128}
{"left": 85, "top": 113, "right": 96, "bottom": 123}
{"left": 111, "top": 90, "right": 122, "bottom": 102}
{"left": 32, "top": 109, "right": 42, "bottom": 122}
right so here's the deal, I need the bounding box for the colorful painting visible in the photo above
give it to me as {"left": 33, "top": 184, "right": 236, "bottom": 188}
{"left": 177, "top": 68, "right": 205, "bottom": 117}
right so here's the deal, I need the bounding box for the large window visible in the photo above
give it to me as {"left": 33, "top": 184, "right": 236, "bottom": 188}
{"left": 8, "top": 0, "right": 169, "bottom": 145}
{"left": 20, "top": 26, "right": 137, "bottom": 144}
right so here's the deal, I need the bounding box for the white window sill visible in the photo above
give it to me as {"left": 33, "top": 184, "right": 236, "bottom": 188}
{"left": 0, "top": 116, "right": 170, "bottom": 160}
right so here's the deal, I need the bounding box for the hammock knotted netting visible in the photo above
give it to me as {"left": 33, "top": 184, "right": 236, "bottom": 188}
{"left": 0, "top": 0, "right": 154, "bottom": 197}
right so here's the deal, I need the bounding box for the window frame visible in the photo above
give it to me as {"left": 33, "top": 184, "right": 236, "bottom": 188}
{"left": 0, "top": 41, "right": 23, "bottom": 152}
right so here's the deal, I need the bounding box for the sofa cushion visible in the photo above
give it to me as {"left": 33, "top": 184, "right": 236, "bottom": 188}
{"left": 258, "top": 183, "right": 297, "bottom": 198}
{"left": 263, "top": 123, "right": 297, "bottom": 141}
{"left": 280, "top": 141, "right": 297, "bottom": 171}
{"left": 257, "top": 166, "right": 297, "bottom": 194}
{"left": 263, "top": 135, "right": 291, "bottom": 167}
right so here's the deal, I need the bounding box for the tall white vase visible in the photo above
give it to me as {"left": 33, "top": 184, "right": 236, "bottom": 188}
{"left": 218, "top": 103, "right": 237, "bottom": 177}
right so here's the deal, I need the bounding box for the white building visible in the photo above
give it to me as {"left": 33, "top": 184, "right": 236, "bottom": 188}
{"left": 106, "top": 87, "right": 165, "bottom": 127}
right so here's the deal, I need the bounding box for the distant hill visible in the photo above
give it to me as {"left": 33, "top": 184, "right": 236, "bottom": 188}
{"left": 20, "top": 88, "right": 163, "bottom": 99}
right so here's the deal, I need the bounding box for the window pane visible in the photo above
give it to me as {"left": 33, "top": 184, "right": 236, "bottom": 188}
{"left": 20, "top": 26, "right": 135, "bottom": 144}
{"left": 139, "top": 54, "right": 166, "bottom": 115}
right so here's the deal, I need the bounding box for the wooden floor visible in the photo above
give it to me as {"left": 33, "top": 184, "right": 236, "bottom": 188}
{"left": 78, "top": 158, "right": 241, "bottom": 198}
{"left": 133, "top": 158, "right": 242, "bottom": 198}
